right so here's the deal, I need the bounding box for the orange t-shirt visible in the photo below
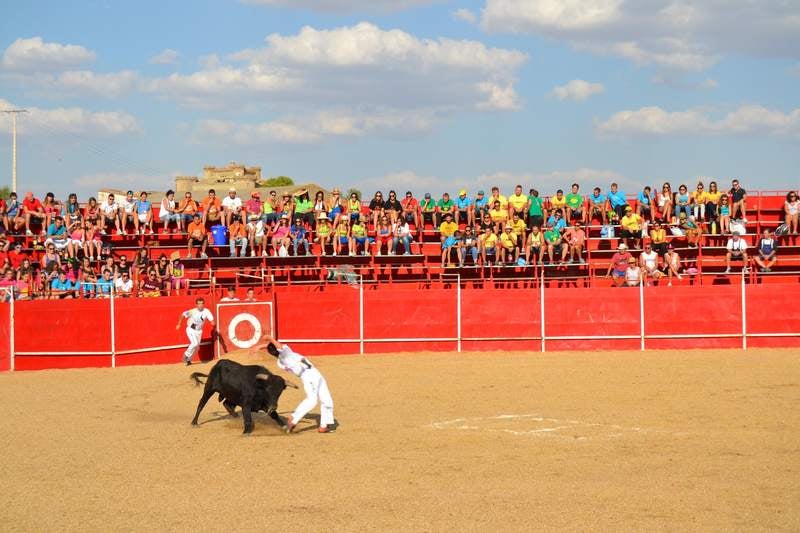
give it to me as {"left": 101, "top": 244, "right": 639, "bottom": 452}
{"left": 187, "top": 221, "right": 206, "bottom": 239}
{"left": 229, "top": 223, "right": 246, "bottom": 239}
{"left": 180, "top": 199, "right": 198, "bottom": 215}
{"left": 201, "top": 196, "right": 221, "bottom": 214}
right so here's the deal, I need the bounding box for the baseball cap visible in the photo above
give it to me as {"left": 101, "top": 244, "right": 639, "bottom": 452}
{"left": 477, "top": 190, "right": 485, "bottom": 195}
{"left": 228, "top": 187, "right": 236, "bottom": 192}
{"left": 424, "top": 193, "right": 431, "bottom": 198}
{"left": 251, "top": 191, "right": 260, "bottom": 198}
{"left": 618, "top": 243, "right": 628, "bottom": 250}
{"left": 459, "top": 189, "right": 467, "bottom": 196}
{"left": 625, "top": 206, "right": 633, "bottom": 212}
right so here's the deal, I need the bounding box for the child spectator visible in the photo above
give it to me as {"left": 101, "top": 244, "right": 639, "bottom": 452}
{"left": 754, "top": 229, "right": 777, "bottom": 272}
{"left": 290, "top": 217, "right": 310, "bottom": 256}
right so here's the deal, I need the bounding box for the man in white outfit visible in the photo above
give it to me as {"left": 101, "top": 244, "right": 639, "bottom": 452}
{"left": 176, "top": 298, "right": 215, "bottom": 365}
{"left": 255, "top": 334, "right": 335, "bottom": 433}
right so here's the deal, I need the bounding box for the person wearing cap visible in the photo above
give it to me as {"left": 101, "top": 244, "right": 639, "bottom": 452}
{"left": 639, "top": 242, "right": 662, "bottom": 284}
{"left": 315, "top": 212, "right": 333, "bottom": 256}
{"left": 455, "top": 189, "right": 473, "bottom": 226}
{"left": 221, "top": 187, "right": 242, "bottom": 227}
{"left": 543, "top": 224, "right": 565, "bottom": 264}
{"left": 724, "top": 231, "right": 749, "bottom": 274}
{"left": 562, "top": 219, "right": 586, "bottom": 264}
{"left": 228, "top": 215, "right": 249, "bottom": 257}
{"left": 383, "top": 190, "right": 402, "bottom": 225}
{"left": 368, "top": 191, "right": 386, "bottom": 229}
{"left": 441, "top": 229, "right": 461, "bottom": 267}
{"left": 607, "top": 182, "right": 629, "bottom": 221}
{"left": 479, "top": 225, "right": 498, "bottom": 265}
{"left": 290, "top": 217, "right": 310, "bottom": 256}
{"left": 350, "top": 215, "right": 368, "bottom": 256}
{"left": 436, "top": 192, "right": 455, "bottom": 227}
{"left": 438, "top": 212, "right": 457, "bottom": 245}
{"left": 159, "top": 190, "right": 182, "bottom": 234}
{"left": 663, "top": 244, "right": 682, "bottom": 285}
{"left": 508, "top": 184, "right": 527, "bottom": 221}
{"left": 624, "top": 256, "right": 642, "bottom": 287}
{"left": 186, "top": 213, "right": 209, "bottom": 259}
{"left": 499, "top": 224, "right": 518, "bottom": 264}
{"left": 420, "top": 192, "right": 436, "bottom": 229}
{"left": 400, "top": 190, "right": 420, "bottom": 232}
{"left": 200, "top": 189, "right": 222, "bottom": 227}
{"left": 550, "top": 189, "right": 567, "bottom": 219}
{"left": 526, "top": 189, "right": 544, "bottom": 230}
{"left": 473, "top": 189, "right": 488, "bottom": 222}
{"left": 606, "top": 242, "right": 632, "bottom": 287}
{"left": 326, "top": 187, "right": 344, "bottom": 221}
{"left": 293, "top": 189, "right": 314, "bottom": 228}
{"left": 21, "top": 191, "right": 45, "bottom": 236}
{"left": 620, "top": 205, "right": 643, "bottom": 249}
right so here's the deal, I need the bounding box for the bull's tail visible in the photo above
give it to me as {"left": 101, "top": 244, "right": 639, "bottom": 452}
{"left": 190, "top": 372, "right": 208, "bottom": 385}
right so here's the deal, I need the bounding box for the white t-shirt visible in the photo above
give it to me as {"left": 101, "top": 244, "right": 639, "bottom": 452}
{"left": 219, "top": 296, "right": 239, "bottom": 302}
{"left": 160, "top": 198, "right": 177, "bottom": 219}
{"left": 120, "top": 198, "right": 137, "bottom": 214}
{"left": 394, "top": 222, "right": 410, "bottom": 238}
{"left": 222, "top": 196, "right": 242, "bottom": 212}
{"left": 115, "top": 278, "right": 133, "bottom": 293}
{"left": 101, "top": 201, "right": 118, "bottom": 216}
{"left": 625, "top": 266, "right": 641, "bottom": 285}
{"left": 641, "top": 250, "right": 659, "bottom": 271}
{"left": 183, "top": 308, "right": 214, "bottom": 329}
{"left": 276, "top": 344, "right": 314, "bottom": 377}
{"left": 727, "top": 238, "right": 747, "bottom": 253}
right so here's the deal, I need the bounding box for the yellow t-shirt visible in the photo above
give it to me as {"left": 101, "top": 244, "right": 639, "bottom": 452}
{"left": 439, "top": 221, "right": 457, "bottom": 237}
{"left": 692, "top": 190, "right": 707, "bottom": 203}
{"left": 512, "top": 219, "right": 526, "bottom": 236}
{"left": 351, "top": 223, "right": 366, "bottom": 238}
{"left": 488, "top": 194, "right": 508, "bottom": 209}
{"left": 550, "top": 195, "right": 567, "bottom": 209}
{"left": 481, "top": 233, "right": 497, "bottom": 249}
{"left": 489, "top": 208, "right": 508, "bottom": 223}
{"left": 704, "top": 191, "right": 721, "bottom": 204}
{"left": 621, "top": 214, "right": 642, "bottom": 231}
{"left": 500, "top": 232, "right": 517, "bottom": 249}
{"left": 508, "top": 193, "right": 527, "bottom": 211}
{"left": 650, "top": 228, "right": 666, "bottom": 244}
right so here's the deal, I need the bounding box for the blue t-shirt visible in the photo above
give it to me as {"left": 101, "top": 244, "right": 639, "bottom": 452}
{"left": 51, "top": 278, "right": 78, "bottom": 291}
{"left": 442, "top": 235, "right": 459, "bottom": 250}
{"left": 455, "top": 196, "right": 472, "bottom": 210}
{"left": 137, "top": 200, "right": 151, "bottom": 214}
{"left": 96, "top": 278, "right": 113, "bottom": 295}
{"left": 290, "top": 224, "right": 306, "bottom": 240}
{"left": 589, "top": 193, "right": 606, "bottom": 205}
{"left": 607, "top": 190, "right": 627, "bottom": 208}
{"left": 547, "top": 217, "right": 567, "bottom": 232}
{"left": 474, "top": 197, "right": 487, "bottom": 210}
{"left": 47, "top": 223, "right": 67, "bottom": 238}
{"left": 637, "top": 191, "right": 651, "bottom": 205}
{"left": 7, "top": 200, "right": 20, "bottom": 216}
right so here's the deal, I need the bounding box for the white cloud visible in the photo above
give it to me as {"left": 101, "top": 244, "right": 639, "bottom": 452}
{"left": 596, "top": 105, "right": 800, "bottom": 136}
{"left": 1, "top": 37, "right": 96, "bottom": 71}
{"left": 0, "top": 98, "right": 140, "bottom": 137}
{"left": 1, "top": 70, "right": 138, "bottom": 98}
{"left": 145, "top": 22, "right": 527, "bottom": 121}
{"left": 551, "top": 79, "right": 605, "bottom": 101}
{"left": 481, "top": 0, "right": 800, "bottom": 71}
{"left": 241, "top": 0, "right": 440, "bottom": 12}
{"left": 453, "top": 8, "right": 478, "bottom": 24}
{"left": 149, "top": 49, "right": 180, "bottom": 65}
{"left": 699, "top": 78, "right": 718, "bottom": 89}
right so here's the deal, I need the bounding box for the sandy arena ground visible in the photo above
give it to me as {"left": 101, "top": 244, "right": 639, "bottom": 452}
{"left": 1, "top": 348, "right": 798, "bottom": 532}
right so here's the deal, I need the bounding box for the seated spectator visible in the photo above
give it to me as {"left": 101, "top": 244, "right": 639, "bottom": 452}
{"left": 488, "top": 200, "right": 508, "bottom": 231}
{"left": 527, "top": 189, "right": 545, "bottom": 230}
{"left": 4, "top": 193, "right": 21, "bottom": 232}
{"left": 674, "top": 184, "right": 692, "bottom": 221}
{"left": 588, "top": 187, "right": 607, "bottom": 225}
{"left": 507, "top": 185, "right": 527, "bottom": 221}
{"left": 0, "top": 269, "right": 17, "bottom": 301}
{"left": 228, "top": 216, "right": 248, "bottom": 257}
{"left": 473, "top": 190, "right": 488, "bottom": 223}
{"left": 264, "top": 190, "right": 280, "bottom": 224}
{"left": 346, "top": 191, "right": 361, "bottom": 224}
{"left": 96, "top": 269, "right": 114, "bottom": 298}
{"left": 312, "top": 190, "right": 326, "bottom": 221}
{"left": 437, "top": 192, "right": 455, "bottom": 227}
{"left": 186, "top": 213, "right": 209, "bottom": 259}
{"left": 455, "top": 189, "right": 473, "bottom": 226}
{"left": 293, "top": 189, "right": 314, "bottom": 228}
{"left": 565, "top": 183, "right": 584, "bottom": 222}
{"left": 374, "top": 216, "right": 392, "bottom": 256}
{"left": 135, "top": 191, "right": 154, "bottom": 234}
{"left": 244, "top": 191, "right": 264, "bottom": 226}
{"left": 169, "top": 257, "right": 185, "bottom": 295}
{"left": 21, "top": 191, "right": 45, "bottom": 236}
{"left": 400, "top": 191, "right": 420, "bottom": 231}
{"left": 271, "top": 216, "right": 292, "bottom": 256}
{"left": 441, "top": 229, "right": 460, "bottom": 267}
{"left": 44, "top": 216, "right": 69, "bottom": 252}
{"left": 154, "top": 254, "right": 171, "bottom": 293}
{"left": 159, "top": 190, "right": 182, "bottom": 233}
{"left": 114, "top": 270, "right": 133, "bottom": 297}
{"left": 178, "top": 191, "right": 199, "bottom": 228}
{"left": 479, "top": 225, "right": 498, "bottom": 265}
{"left": 459, "top": 226, "right": 479, "bottom": 266}
{"left": 41, "top": 192, "right": 62, "bottom": 229}
{"left": 487, "top": 187, "right": 507, "bottom": 213}
{"left": 83, "top": 196, "right": 100, "bottom": 232}
{"left": 333, "top": 215, "right": 350, "bottom": 256}
{"left": 100, "top": 194, "right": 121, "bottom": 235}
{"left": 498, "top": 225, "right": 518, "bottom": 264}
{"left": 139, "top": 269, "right": 162, "bottom": 297}
{"left": 220, "top": 286, "right": 239, "bottom": 302}
{"left": 620, "top": 206, "right": 643, "bottom": 249}
{"left": 200, "top": 189, "right": 222, "bottom": 227}
{"left": 368, "top": 191, "right": 385, "bottom": 228}
{"left": 679, "top": 213, "right": 702, "bottom": 247}
{"left": 290, "top": 217, "right": 310, "bottom": 256}
{"left": 550, "top": 189, "right": 567, "bottom": 218}
{"left": 544, "top": 225, "right": 565, "bottom": 264}
{"left": 383, "top": 190, "right": 401, "bottom": 225}
{"left": 729, "top": 179, "right": 747, "bottom": 221}
{"left": 65, "top": 219, "right": 84, "bottom": 260}
{"left": 419, "top": 193, "right": 436, "bottom": 229}
{"left": 754, "top": 229, "right": 777, "bottom": 272}
{"left": 101, "top": 256, "right": 117, "bottom": 281}
{"left": 222, "top": 188, "right": 243, "bottom": 227}
{"left": 50, "top": 270, "right": 80, "bottom": 299}
{"left": 78, "top": 256, "right": 98, "bottom": 297}
{"left": 83, "top": 222, "right": 103, "bottom": 261}
{"left": 639, "top": 243, "right": 662, "bottom": 285}
{"left": 637, "top": 186, "right": 654, "bottom": 221}
{"left": 656, "top": 183, "right": 673, "bottom": 223}
{"left": 705, "top": 181, "right": 722, "bottom": 228}
{"left": 562, "top": 220, "right": 586, "bottom": 264}
{"left": 510, "top": 212, "right": 526, "bottom": 249}
{"left": 247, "top": 216, "right": 269, "bottom": 257}
{"left": 439, "top": 212, "right": 457, "bottom": 246}
{"left": 391, "top": 216, "right": 413, "bottom": 256}
{"left": 8, "top": 242, "right": 27, "bottom": 269}
{"left": 692, "top": 182, "right": 707, "bottom": 221}
{"left": 606, "top": 243, "right": 631, "bottom": 287}
{"left": 119, "top": 190, "right": 137, "bottom": 233}
{"left": 649, "top": 220, "right": 668, "bottom": 256}
{"left": 40, "top": 243, "right": 61, "bottom": 283}
{"left": 784, "top": 191, "right": 799, "bottom": 234}
{"left": 133, "top": 247, "right": 151, "bottom": 279}
{"left": 350, "top": 215, "right": 369, "bottom": 256}
{"left": 115, "top": 255, "right": 131, "bottom": 279}
{"left": 718, "top": 194, "right": 731, "bottom": 234}
{"left": 624, "top": 257, "right": 641, "bottom": 287}
{"left": 546, "top": 209, "right": 566, "bottom": 233}
{"left": 725, "top": 231, "right": 748, "bottom": 274}
{"left": 524, "top": 225, "right": 544, "bottom": 265}
{"left": 607, "top": 183, "right": 628, "bottom": 221}
{"left": 244, "top": 287, "right": 257, "bottom": 302}
{"left": 663, "top": 244, "right": 682, "bottom": 285}
{"left": 315, "top": 213, "right": 333, "bottom": 256}
{"left": 478, "top": 212, "right": 494, "bottom": 234}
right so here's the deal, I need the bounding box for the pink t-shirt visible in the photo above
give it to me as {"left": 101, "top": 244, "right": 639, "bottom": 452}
{"left": 612, "top": 252, "right": 631, "bottom": 273}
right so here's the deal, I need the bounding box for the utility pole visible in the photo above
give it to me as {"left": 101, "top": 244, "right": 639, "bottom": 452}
{"left": 1, "top": 109, "right": 28, "bottom": 193}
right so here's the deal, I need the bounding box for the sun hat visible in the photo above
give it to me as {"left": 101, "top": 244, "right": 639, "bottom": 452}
{"left": 618, "top": 243, "right": 628, "bottom": 250}
{"left": 317, "top": 213, "right": 328, "bottom": 220}
{"left": 228, "top": 187, "right": 236, "bottom": 192}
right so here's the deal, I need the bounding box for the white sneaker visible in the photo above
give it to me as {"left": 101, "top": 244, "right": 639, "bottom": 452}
{"left": 376, "top": 249, "right": 382, "bottom": 256}
{"left": 200, "top": 253, "right": 208, "bottom": 259}
{"left": 363, "top": 250, "right": 369, "bottom": 256}
{"left": 25, "top": 229, "right": 32, "bottom": 236}
{"left": 120, "top": 230, "right": 126, "bottom": 236}
{"left": 743, "top": 267, "right": 750, "bottom": 274}
{"left": 250, "top": 250, "right": 255, "bottom": 257}
{"left": 724, "top": 268, "right": 731, "bottom": 274}
{"left": 332, "top": 251, "right": 337, "bottom": 256}
{"left": 262, "top": 250, "right": 268, "bottom": 257}
{"left": 349, "top": 251, "right": 356, "bottom": 256}
{"left": 100, "top": 229, "right": 107, "bottom": 235}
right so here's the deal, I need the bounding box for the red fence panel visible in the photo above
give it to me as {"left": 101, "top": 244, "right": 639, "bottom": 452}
{"left": 461, "top": 286, "right": 541, "bottom": 352}
{"left": 0, "top": 303, "right": 9, "bottom": 371}
{"left": 745, "top": 284, "right": 800, "bottom": 348}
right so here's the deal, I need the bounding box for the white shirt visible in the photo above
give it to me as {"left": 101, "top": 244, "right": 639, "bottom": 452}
{"left": 160, "top": 198, "right": 176, "bottom": 217}
{"left": 625, "top": 266, "right": 641, "bottom": 285}
{"left": 114, "top": 277, "right": 133, "bottom": 293}
{"left": 101, "top": 201, "right": 118, "bottom": 216}
{"left": 120, "top": 198, "right": 136, "bottom": 214}
{"left": 727, "top": 238, "right": 747, "bottom": 252}
{"left": 222, "top": 196, "right": 242, "bottom": 212}
{"left": 183, "top": 308, "right": 214, "bottom": 328}
{"left": 394, "top": 222, "right": 410, "bottom": 238}
{"left": 220, "top": 296, "right": 239, "bottom": 302}
{"left": 641, "top": 250, "right": 659, "bottom": 271}
{"left": 276, "top": 344, "right": 314, "bottom": 377}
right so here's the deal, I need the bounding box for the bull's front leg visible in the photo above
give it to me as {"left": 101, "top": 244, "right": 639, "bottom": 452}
{"left": 241, "top": 405, "right": 254, "bottom": 434}
{"left": 268, "top": 410, "right": 285, "bottom": 428}
{"left": 191, "top": 389, "right": 214, "bottom": 426}
{"left": 223, "top": 400, "right": 239, "bottom": 418}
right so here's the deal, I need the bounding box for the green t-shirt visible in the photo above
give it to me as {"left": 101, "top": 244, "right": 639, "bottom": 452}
{"left": 565, "top": 193, "right": 583, "bottom": 210}
{"left": 294, "top": 198, "right": 312, "bottom": 214}
{"left": 437, "top": 198, "right": 454, "bottom": 212}
{"left": 421, "top": 199, "right": 436, "bottom": 212}
{"left": 528, "top": 196, "right": 544, "bottom": 216}
{"left": 544, "top": 229, "right": 560, "bottom": 244}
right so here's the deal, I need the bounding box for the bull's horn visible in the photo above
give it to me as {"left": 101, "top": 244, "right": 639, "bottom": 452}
{"left": 285, "top": 381, "right": 299, "bottom": 389}
{"left": 255, "top": 373, "right": 271, "bottom": 381}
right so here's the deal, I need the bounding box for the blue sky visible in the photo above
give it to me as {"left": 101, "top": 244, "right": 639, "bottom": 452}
{"left": 1, "top": 0, "right": 798, "bottom": 198}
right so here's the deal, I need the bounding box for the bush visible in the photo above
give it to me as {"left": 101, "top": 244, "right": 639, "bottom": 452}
{"left": 260, "top": 176, "right": 294, "bottom": 187}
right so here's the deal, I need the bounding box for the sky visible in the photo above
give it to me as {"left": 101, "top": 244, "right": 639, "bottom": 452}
{"left": 0, "top": 0, "right": 798, "bottom": 199}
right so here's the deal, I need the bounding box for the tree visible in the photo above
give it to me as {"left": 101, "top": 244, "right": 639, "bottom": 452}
{"left": 0, "top": 186, "right": 11, "bottom": 199}
{"left": 260, "top": 176, "right": 294, "bottom": 187}
{"left": 347, "top": 188, "right": 362, "bottom": 201}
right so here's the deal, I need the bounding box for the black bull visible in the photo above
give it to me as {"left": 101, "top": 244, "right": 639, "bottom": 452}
{"left": 190, "top": 359, "right": 296, "bottom": 433}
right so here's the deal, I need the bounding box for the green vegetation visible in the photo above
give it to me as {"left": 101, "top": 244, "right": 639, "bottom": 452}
{"left": 259, "top": 176, "right": 294, "bottom": 187}
{"left": 0, "top": 186, "right": 11, "bottom": 199}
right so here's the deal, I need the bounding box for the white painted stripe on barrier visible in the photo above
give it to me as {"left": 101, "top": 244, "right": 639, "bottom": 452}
{"left": 15, "top": 341, "right": 213, "bottom": 357}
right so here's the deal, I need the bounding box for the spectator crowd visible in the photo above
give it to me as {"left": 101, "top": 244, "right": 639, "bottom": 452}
{"left": 0, "top": 178, "right": 797, "bottom": 299}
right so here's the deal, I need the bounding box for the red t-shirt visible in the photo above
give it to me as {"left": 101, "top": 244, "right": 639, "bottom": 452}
{"left": 8, "top": 250, "right": 28, "bottom": 269}
{"left": 612, "top": 252, "right": 632, "bottom": 273}
{"left": 23, "top": 198, "right": 43, "bottom": 213}
{"left": 401, "top": 197, "right": 419, "bottom": 212}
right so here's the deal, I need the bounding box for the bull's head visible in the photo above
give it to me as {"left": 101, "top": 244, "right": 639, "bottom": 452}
{"left": 255, "top": 374, "right": 297, "bottom": 414}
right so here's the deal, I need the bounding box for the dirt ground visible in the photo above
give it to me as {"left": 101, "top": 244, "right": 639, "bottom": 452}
{"left": 1, "top": 348, "right": 798, "bottom": 532}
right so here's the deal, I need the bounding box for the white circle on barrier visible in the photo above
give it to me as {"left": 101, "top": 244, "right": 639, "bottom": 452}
{"left": 228, "top": 313, "right": 262, "bottom": 349}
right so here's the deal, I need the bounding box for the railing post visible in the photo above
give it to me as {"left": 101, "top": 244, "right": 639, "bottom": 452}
{"left": 540, "top": 271, "right": 546, "bottom": 352}
{"left": 359, "top": 274, "right": 364, "bottom": 355}
{"left": 9, "top": 291, "right": 15, "bottom": 372}
{"left": 741, "top": 272, "right": 747, "bottom": 350}
{"left": 110, "top": 288, "right": 116, "bottom": 368}
{"left": 456, "top": 274, "right": 462, "bottom": 353}
{"left": 639, "top": 278, "right": 645, "bottom": 351}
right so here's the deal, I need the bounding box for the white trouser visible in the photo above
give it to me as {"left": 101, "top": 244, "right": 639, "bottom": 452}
{"left": 184, "top": 326, "right": 202, "bottom": 361}
{"left": 291, "top": 368, "right": 335, "bottom": 427}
